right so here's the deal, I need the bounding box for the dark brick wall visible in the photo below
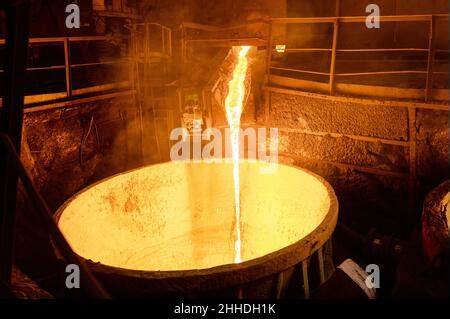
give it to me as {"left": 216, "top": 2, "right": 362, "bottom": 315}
{"left": 265, "top": 91, "right": 448, "bottom": 235}
{"left": 21, "top": 95, "right": 147, "bottom": 211}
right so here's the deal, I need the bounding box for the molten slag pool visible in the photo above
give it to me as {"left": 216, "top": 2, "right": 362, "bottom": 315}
{"left": 56, "top": 160, "right": 338, "bottom": 298}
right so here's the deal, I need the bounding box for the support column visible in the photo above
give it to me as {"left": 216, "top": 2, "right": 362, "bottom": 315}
{"left": 0, "top": 0, "right": 30, "bottom": 296}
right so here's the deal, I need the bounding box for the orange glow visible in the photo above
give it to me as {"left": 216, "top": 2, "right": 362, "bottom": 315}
{"left": 225, "top": 46, "right": 251, "bottom": 264}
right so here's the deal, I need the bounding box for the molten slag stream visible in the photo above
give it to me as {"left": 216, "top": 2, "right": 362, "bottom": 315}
{"left": 225, "top": 46, "right": 251, "bottom": 264}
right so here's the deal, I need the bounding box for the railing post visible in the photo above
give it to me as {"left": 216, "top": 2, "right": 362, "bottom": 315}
{"left": 265, "top": 21, "right": 273, "bottom": 85}
{"left": 63, "top": 38, "right": 72, "bottom": 97}
{"left": 168, "top": 28, "right": 172, "bottom": 57}
{"left": 181, "top": 25, "right": 186, "bottom": 65}
{"left": 407, "top": 107, "right": 417, "bottom": 223}
{"left": 329, "top": 18, "right": 339, "bottom": 95}
{"left": 335, "top": 0, "right": 340, "bottom": 17}
{"left": 161, "top": 26, "right": 166, "bottom": 57}
{"left": 425, "top": 15, "right": 436, "bottom": 102}
{"left": 129, "top": 25, "right": 136, "bottom": 91}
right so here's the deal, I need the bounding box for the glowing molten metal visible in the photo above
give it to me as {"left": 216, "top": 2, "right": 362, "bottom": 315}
{"left": 57, "top": 161, "right": 336, "bottom": 271}
{"left": 225, "top": 46, "right": 251, "bottom": 263}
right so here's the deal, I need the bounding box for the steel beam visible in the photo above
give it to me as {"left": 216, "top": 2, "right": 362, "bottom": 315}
{"left": 0, "top": 0, "right": 30, "bottom": 297}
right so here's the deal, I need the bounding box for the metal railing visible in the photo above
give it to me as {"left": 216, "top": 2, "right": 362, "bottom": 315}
{"left": 0, "top": 36, "right": 130, "bottom": 105}
{"left": 266, "top": 14, "right": 449, "bottom": 101}
{"left": 125, "top": 23, "right": 173, "bottom": 59}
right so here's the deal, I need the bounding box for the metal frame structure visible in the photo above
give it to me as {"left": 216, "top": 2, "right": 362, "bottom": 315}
{"left": 180, "top": 14, "right": 449, "bottom": 102}
{"left": 266, "top": 14, "right": 449, "bottom": 100}
{"left": 180, "top": 20, "right": 267, "bottom": 62}
{"left": 0, "top": 0, "right": 30, "bottom": 296}
{"left": 0, "top": 0, "right": 109, "bottom": 298}
{"left": 0, "top": 14, "right": 443, "bottom": 108}
{"left": 0, "top": 36, "right": 130, "bottom": 106}
{"left": 126, "top": 22, "right": 174, "bottom": 163}
{"left": 0, "top": 133, "right": 109, "bottom": 298}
